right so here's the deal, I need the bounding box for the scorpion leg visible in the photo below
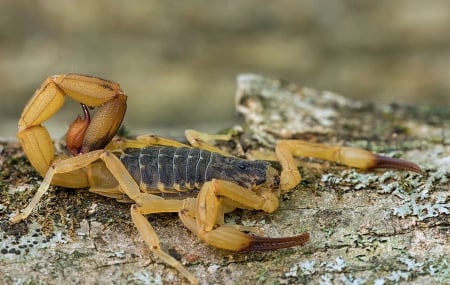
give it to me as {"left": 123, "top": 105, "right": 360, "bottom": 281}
{"left": 185, "top": 129, "right": 234, "bottom": 156}
{"left": 10, "top": 150, "right": 104, "bottom": 223}
{"left": 131, "top": 205, "right": 198, "bottom": 285}
{"left": 106, "top": 134, "right": 190, "bottom": 151}
{"left": 108, "top": 129, "right": 233, "bottom": 156}
{"left": 274, "top": 140, "right": 422, "bottom": 191}
{"left": 99, "top": 151, "right": 198, "bottom": 284}
{"left": 136, "top": 134, "right": 190, "bottom": 147}
{"left": 179, "top": 179, "right": 310, "bottom": 251}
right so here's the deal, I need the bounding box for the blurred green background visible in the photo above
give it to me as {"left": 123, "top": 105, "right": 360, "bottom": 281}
{"left": 1, "top": 0, "right": 449, "bottom": 139}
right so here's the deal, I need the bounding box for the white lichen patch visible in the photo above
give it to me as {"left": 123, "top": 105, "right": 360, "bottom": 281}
{"left": 300, "top": 260, "right": 317, "bottom": 275}
{"left": 8, "top": 184, "right": 36, "bottom": 194}
{"left": 207, "top": 264, "right": 220, "bottom": 274}
{"left": 321, "top": 158, "right": 449, "bottom": 221}
{"left": 285, "top": 260, "right": 317, "bottom": 278}
{"left": 339, "top": 275, "right": 367, "bottom": 285}
{"left": 128, "top": 270, "right": 163, "bottom": 285}
{"left": 324, "top": 256, "right": 347, "bottom": 272}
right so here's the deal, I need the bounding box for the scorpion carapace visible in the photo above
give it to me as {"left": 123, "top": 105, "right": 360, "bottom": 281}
{"left": 120, "top": 146, "right": 277, "bottom": 194}
{"left": 11, "top": 74, "right": 422, "bottom": 284}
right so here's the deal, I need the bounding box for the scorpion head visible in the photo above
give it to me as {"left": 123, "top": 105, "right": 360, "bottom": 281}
{"left": 210, "top": 158, "right": 280, "bottom": 191}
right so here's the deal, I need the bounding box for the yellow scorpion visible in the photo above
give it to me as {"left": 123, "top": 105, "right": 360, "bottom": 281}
{"left": 10, "top": 74, "right": 421, "bottom": 284}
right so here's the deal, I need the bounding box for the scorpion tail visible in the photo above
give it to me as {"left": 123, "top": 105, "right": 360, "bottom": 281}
{"left": 372, "top": 154, "right": 422, "bottom": 173}
{"left": 245, "top": 232, "right": 310, "bottom": 251}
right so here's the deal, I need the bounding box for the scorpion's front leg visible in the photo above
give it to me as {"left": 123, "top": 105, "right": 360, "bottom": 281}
{"left": 179, "top": 180, "right": 310, "bottom": 251}
{"left": 275, "top": 140, "right": 422, "bottom": 191}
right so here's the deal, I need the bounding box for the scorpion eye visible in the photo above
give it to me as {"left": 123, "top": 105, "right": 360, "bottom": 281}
{"left": 236, "top": 162, "right": 250, "bottom": 171}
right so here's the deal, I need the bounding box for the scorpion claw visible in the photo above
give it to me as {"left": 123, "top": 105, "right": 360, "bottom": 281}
{"left": 373, "top": 154, "right": 422, "bottom": 173}
{"left": 244, "top": 232, "right": 310, "bottom": 251}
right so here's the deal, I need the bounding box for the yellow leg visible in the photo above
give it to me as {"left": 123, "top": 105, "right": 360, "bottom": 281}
{"left": 108, "top": 130, "right": 234, "bottom": 156}
{"left": 106, "top": 134, "right": 191, "bottom": 152}
{"left": 185, "top": 129, "right": 233, "bottom": 156}
{"left": 136, "top": 134, "right": 190, "bottom": 148}
{"left": 97, "top": 151, "right": 198, "bottom": 284}
{"left": 179, "top": 196, "right": 254, "bottom": 251}
{"left": 179, "top": 179, "right": 309, "bottom": 252}
{"left": 131, "top": 205, "right": 198, "bottom": 285}
{"left": 89, "top": 186, "right": 125, "bottom": 200}
{"left": 275, "top": 140, "right": 422, "bottom": 191}
{"left": 10, "top": 150, "right": 104, "bottom": 223}
{"left": 136, "top": 196, "right": 184, "bottom": 214}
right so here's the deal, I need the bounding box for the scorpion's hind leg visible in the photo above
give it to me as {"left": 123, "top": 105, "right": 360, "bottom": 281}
{"left": 179, "top": 180, "right": 310, "bottom": 252}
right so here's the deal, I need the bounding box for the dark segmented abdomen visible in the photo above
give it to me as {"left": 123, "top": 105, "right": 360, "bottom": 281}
{"left": 120, "top": 146, "right": 214, "bottom": 193}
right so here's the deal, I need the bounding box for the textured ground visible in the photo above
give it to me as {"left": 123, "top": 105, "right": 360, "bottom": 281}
{"left": 1, "top": 75, "right": 448, "bottom": 284}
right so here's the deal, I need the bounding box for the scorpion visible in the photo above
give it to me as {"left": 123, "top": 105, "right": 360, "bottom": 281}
{"left": 10, "top": 74, "right": 422, "bottom": 284}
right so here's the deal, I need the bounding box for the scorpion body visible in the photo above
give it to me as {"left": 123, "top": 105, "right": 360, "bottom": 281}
{"left": 120, "top": 146, "right": 276, "bottom": 196}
